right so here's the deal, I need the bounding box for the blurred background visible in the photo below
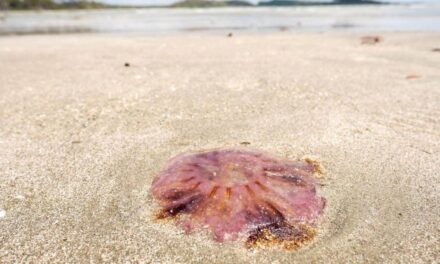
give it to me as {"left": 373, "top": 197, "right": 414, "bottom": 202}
{"left": 0, "top": 0, "right": 439, "bottom": 35}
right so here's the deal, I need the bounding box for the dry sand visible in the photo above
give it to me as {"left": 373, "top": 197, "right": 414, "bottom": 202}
{"left": 0, "top": 32, "right": 439, "bottom": 263}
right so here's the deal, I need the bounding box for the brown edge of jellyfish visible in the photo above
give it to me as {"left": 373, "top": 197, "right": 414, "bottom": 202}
{"left": 245, "top": 221, "right": 317, "bottom": 251}
{"left": 304, "top": 157, "right": 325, "bottom": 177}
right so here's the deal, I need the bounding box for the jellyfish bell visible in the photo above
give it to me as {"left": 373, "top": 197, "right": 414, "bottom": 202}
{"left": 151, "top": 148, "right": 326, "bottom": 249}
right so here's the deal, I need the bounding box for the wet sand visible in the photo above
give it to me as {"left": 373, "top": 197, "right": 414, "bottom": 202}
{"left": 0, "top": 32, "right": 439, "bottom": 263}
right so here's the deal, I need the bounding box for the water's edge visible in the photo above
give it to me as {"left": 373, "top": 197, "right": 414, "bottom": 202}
{"left": 1, "top": 3, "right": 439, "bottom": 35}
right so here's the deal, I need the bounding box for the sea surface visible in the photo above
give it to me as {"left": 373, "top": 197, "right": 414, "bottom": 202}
{"left": 0, "top": 2, "right": 439, "bottom": 35}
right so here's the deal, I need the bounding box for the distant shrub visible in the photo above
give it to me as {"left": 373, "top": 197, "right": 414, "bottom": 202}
{"left": 2, "top": 0, "right": 108, "bottom": 10}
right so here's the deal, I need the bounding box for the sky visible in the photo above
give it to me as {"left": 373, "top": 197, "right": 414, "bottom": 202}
{"left": 100, "top": 0, "right": 439, "bottom": 6}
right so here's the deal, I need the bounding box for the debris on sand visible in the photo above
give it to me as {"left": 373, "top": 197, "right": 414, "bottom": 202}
{"left": 361, "top": 36, "right": 383, "bottom": 45}
{"left": 406, "top": 74, "right": 421, "bottom": 80}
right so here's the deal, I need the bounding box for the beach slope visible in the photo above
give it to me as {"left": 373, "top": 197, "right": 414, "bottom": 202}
{"left": 0, "top": 33, "right": 439, "bottom": 263}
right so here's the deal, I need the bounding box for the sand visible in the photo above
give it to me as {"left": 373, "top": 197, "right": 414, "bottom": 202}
{"left": 0, "top": 32, "right": 439, "bottom": 263}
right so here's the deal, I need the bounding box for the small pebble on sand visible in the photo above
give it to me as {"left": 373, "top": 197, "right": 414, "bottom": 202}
{"left": 15, "top": 194, "right": 25, "bottom": 200}
{"left": 0, "top": 209, "right": 6, "bottom": 219}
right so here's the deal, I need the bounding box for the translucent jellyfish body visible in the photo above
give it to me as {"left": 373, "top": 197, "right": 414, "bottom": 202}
{"left": 151, "top": 149, "right": 326, "bottom": 250}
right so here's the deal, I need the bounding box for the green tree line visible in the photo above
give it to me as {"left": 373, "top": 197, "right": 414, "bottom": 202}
{"left": 0, "top": 0, "right": 107, "bottom": 10}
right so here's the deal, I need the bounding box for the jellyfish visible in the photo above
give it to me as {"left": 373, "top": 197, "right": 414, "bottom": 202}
{"left": 150, "top": 149, "right": 326, "bottom": 250}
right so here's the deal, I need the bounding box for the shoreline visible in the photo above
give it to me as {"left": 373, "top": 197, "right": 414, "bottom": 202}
{"left": 1, "top": 3, "right": 440, "bottom": 36}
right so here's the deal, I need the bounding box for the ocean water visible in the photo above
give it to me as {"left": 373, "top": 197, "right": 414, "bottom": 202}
{"left": 0, "top": 3, "right": 439, "bottom": 35}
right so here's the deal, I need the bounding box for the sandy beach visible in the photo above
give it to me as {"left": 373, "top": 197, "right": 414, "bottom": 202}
{"left": 0, "top": 32, "right": 439, "bottom": 263}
